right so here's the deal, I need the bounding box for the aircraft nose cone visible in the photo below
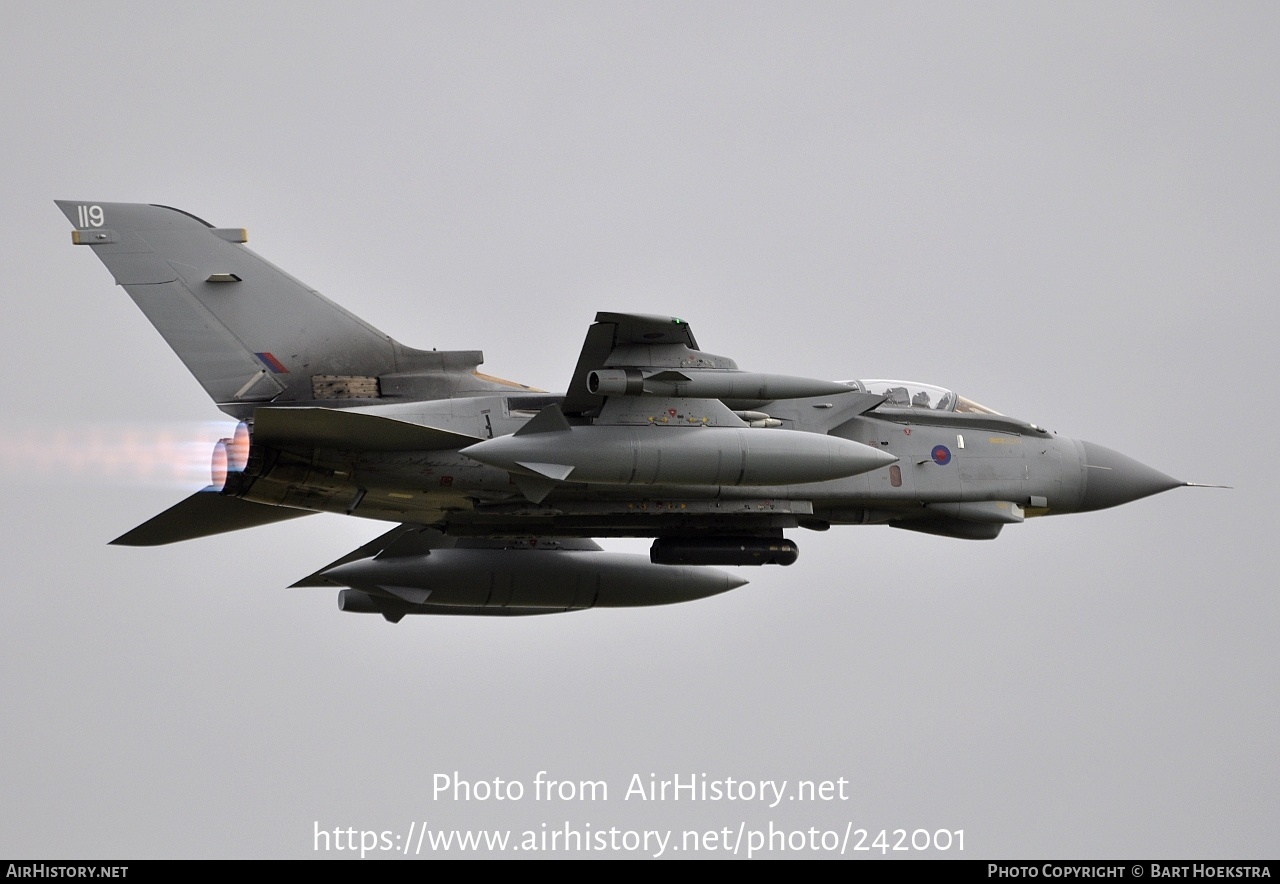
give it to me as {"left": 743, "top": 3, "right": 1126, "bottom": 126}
{"left": 1078, "top": 441, "right": 1183, "bottom": 512}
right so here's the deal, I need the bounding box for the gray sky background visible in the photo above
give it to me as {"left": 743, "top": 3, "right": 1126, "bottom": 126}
{"left": 2, "top": 3, "right": 1276, "bottom": 859}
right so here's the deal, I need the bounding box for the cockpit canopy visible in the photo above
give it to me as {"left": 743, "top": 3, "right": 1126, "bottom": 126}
{"left": 842, "top": 379, "right": 1001, "bottom": 415}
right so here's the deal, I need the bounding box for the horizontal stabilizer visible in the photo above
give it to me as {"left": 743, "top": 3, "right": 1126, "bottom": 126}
{"left": 254, "top": 407, "right": 480, "bottom": 451}
{"left": 110, "top": 487, "right": 313, "bottom": 546}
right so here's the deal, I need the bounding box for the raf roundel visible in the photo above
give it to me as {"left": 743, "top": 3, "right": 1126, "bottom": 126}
{"left": 931, "top": 445, "right": 952, "bottom": 465}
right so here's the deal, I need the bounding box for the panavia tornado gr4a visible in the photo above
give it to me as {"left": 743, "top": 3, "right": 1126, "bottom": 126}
{"left": 58, "top": 201, "right": 1200, "bottom": 621}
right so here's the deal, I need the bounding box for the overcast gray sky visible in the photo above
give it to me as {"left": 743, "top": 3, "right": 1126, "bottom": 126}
{"left": 2, "top": 2, "right": 1276, "bottom": 859}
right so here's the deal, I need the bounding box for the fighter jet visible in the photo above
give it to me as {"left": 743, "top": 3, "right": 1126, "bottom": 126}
{"left": 57, "top": 201, "right": 1200, "bottom": 621}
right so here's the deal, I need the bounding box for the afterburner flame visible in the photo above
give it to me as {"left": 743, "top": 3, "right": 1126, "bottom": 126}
{"left": 1, "top": 420, "right": 241, "bottom": 490}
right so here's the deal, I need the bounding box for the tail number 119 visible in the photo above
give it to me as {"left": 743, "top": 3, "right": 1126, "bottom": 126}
{"left": 77, "top": 205, "right": 104, "bottom": 228}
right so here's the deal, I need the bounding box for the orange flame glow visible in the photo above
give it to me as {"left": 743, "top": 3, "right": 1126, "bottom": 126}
{"left": 1, "top": 421, "right": 243, "bottom": 490}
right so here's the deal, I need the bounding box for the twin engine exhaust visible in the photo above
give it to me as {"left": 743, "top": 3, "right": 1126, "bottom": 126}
{"left": 209, "top": 421, "right": 250, "bottom": 490}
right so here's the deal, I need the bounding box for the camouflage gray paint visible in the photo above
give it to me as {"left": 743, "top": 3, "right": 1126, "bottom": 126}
{"left": 57, "top": 201, "right": 1192, "bottom": 621}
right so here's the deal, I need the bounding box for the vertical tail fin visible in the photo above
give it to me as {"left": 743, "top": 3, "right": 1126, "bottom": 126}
{"left": 57, "top": 201, "right": 519, "bottom": 417}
